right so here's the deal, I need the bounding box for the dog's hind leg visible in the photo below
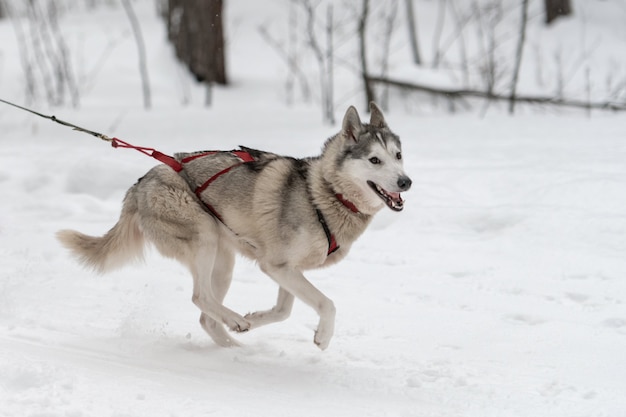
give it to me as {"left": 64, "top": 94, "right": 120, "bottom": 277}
{"left": 188, "top": 226, "right": 250, "bottom": 342}
{"left": 150, "top": 215, "right": 249, "bottom": 347}
{"left": 197, "top": 244, "right": 241, "bottom": 347}
{"left": 134, "top": 168, "right": 249, "bottom": 347}
{"left": 244, "top": 287, "right": 294, "bottom": 329}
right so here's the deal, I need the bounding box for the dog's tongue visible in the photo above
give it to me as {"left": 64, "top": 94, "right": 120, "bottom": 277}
{"left": 384, "top": 190, "right": 404, "bottom": 211}
{"left": 388, "top": 191, "right": 402, "bottom": 204}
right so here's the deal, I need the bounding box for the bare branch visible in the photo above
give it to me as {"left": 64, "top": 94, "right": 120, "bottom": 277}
{"left": 257, "top": 24, "right": 311, "bottom": 102}
{"left": 299, "top": 0, "right": 335, "bottom": 124}
{"left": 367, "top": 75, "right": 626, "bottom": 111}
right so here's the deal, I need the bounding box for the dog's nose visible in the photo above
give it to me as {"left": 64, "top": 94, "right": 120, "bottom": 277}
{"left": 397, "top": 176, "right": 412, "bottom": 191}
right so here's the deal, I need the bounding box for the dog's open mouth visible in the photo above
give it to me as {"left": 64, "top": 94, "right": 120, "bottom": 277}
{"left": 367, "top": 181, "right": 404, "bottom": 211}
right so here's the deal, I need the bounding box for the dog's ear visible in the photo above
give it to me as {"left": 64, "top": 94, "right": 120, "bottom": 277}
{"left": 369, "top": 102, "right": 387, "bottom": 128}
{"left": 342, "top": 105, "right": 363, "bottom": 142}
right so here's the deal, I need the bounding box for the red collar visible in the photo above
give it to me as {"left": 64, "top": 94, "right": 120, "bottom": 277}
{"left": 335, "top": 194, "right": 360, "bottom": 213}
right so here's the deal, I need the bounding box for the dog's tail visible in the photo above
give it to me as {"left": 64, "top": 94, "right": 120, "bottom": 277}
{"left": 57, "top": 196, "right": 144, "bottom": 274}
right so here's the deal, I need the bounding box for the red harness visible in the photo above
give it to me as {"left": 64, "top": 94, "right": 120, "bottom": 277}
{"left": 178, "top": 150, "right": 255, "bottom": 223}
{"left": 117, "top": 141, "right": 355, "bottom": 257}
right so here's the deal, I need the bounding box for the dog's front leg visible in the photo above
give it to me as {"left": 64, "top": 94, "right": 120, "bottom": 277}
{"left": 259, "top": 264, "right": 336, "bottom": 350}
{"left": 244, "top": 287, "right": 295, "bottom": 329}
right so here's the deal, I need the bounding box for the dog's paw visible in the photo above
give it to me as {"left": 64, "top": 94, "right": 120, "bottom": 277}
{"left": 222, "top": 314, "right": 251, "bottom": 333}
{"left": 313, "top": 305, "right": 335, "bottom": 350}
{"left": 233, "top": 324, "right": 249, "bottom": 333}
{"left": 242, "top": 310, "right": 276, "bottom": 329}
{"left": 243, "top": 311, "right": 259, "bottom": 320}
{"left": 200, "top": 314, "right": 242, "bottom": 347}
{"left": 230, "top": 319, "right": 251, "bottom": 333}
{"left": 314, "top": 329, "right": 332, "bottom": 350}
{"left": 243, "top": 311, "right": 265, "bottom": 328}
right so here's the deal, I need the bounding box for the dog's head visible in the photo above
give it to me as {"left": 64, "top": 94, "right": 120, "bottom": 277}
{"left": 335, "top": 102, "right": 412, "bottom": 213}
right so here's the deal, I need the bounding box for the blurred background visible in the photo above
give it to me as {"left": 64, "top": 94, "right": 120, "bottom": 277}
{"left": 1, "top": 0, "right": 624, "bottom": 120}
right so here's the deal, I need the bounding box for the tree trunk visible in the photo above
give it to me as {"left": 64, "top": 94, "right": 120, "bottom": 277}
{"left": 166, "top": 0, "right": 227, "bottom": 85}
{"left": 509, "top": 0, "right": 529, "bottom": 114}
{"left": 325, "top": 4, "right": 335, "bottom": 124}
{"left": 544, "top": 0, "right": 572, "bottom": 25}
{"left": 405, "top": 0, "right": 421, "bottom": 65}
{"left": 122, "top": 0, "right": 151, "bottom": 109}
{"left": 358, "top": 0, "right": 375, "bottom": 110}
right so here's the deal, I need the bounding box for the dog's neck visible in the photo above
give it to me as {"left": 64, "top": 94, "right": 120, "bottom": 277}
{"left": 312, "top": 134, "right": 384, "bottom": 216}
{"left": 307, "top": 155, "right": 377, "bottom": 249}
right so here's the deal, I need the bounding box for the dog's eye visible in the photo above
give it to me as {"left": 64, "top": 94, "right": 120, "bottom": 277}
{"left": 396, "top": 152, "right": 402, "bottom": 160}
{"left": 369, "top": 157, "right": 381, "bottom": 165}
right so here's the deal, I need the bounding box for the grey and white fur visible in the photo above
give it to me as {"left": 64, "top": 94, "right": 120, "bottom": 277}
{"left": 57, "top": 102, "right": 412, "bottom": 350}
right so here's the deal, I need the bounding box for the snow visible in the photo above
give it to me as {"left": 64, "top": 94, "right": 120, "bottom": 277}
{"left": 1, "top": 1, "right": 626, "bottom": 416}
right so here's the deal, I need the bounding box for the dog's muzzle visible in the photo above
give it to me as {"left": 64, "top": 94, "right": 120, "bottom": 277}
{"left": 367, "top": 176, "right": 412, "bottom": 212}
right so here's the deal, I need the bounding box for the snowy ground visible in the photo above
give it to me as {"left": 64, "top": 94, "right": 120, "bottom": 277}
{"left": 1, "top": 2, "right": 626, "bottom": 417}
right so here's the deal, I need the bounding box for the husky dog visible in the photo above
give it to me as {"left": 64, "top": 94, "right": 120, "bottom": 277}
{"left": 57, "top": 102, "right": 412, "bottom": 350}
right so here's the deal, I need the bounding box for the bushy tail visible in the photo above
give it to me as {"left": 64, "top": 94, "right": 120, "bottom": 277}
{"left": 57, "top": 203, "right": 145, "bottom": 274}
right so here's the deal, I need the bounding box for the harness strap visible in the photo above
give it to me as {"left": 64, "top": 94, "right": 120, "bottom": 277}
{"left": 193, "top": 162, "right": 245, "bottom": 222}
{"left": 335, "top": 193, "right": 360, "bottom": 214}
{"left": 194, "top": 163, "right": 244, "bottom": 199}
{"left": 187, "top": 151, "right": 250, "bottom": 223}
{"left": 316, "top": 209, "right": 340, "bottom": 255}
{"left": 111, "top": 138, "right": 183, "bottom": 172}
